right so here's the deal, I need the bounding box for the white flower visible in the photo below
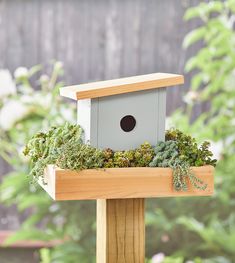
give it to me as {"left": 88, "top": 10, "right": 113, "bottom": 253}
{"left": 0, "top": 100, "right": 29, "bottom": 130}
{"left": 21, "top": 94, "right": 33, "bottom": 104}
{"left": 14, "top": 67, "right": 29, "bottom": 79}
{"left": 0, "top": 70, "right": 16, "bottom": 99}
{"left": 183, "top": 91, "right": 199, "bottom": 105}
{"left": 152, "top": 253, "right": 165, "bottom": 263}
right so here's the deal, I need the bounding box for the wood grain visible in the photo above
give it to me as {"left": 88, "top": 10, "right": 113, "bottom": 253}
{"left": 97, "top": 198, "right": 145, "bottom": 263}
{"left": 39, "top": 166, "right": 214, "bottom": 201}
{"left": 60, "top": 73, "right": 184, "bottom": 100}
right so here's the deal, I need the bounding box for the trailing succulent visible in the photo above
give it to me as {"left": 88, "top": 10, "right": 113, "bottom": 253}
{"left": 149, "top": 141, "right": 205, "bottom": 191}
{"left": 149, "top": 129, "right": 216, "bottom": 191}
{"left": 24, "top": 125, "right": 216, "bottom": 191}
{"left": 23, "top": 123, "right": 102, "bottom": 181}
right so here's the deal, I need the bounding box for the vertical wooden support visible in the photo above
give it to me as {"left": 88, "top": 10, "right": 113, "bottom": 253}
{"left": 97, "top": 198, "right": 145, "bottom": 263}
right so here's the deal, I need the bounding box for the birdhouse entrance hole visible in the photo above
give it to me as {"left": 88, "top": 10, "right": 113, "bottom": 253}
{"left": 120, "top": 115, "right": 136, "bottom": 132}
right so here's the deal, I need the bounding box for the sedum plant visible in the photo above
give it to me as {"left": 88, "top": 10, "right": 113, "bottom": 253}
{"left": 24, "top": 123, "right": 215, "bottom": 193}
{"left": 56, "top": 139, "right": 104, "bottom": 171}
{"left": 23, "top": 123, "right": 84, "bottom": 181}
{"left": 103, "top": 142, "right": 155, "bottom": 168}
{"left": 165, "top": 129, "right": 216, "bottom": 167}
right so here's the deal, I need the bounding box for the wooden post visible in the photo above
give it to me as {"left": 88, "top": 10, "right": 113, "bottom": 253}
{"left": 96, "top": 198, "right": 145, "bottom": 263}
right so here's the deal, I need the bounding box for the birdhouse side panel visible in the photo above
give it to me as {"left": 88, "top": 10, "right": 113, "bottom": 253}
{"left": 157, "top": 88, "right": 166, "bottom": 141}
{"left": 77, "top": 99, "right": 98, "bottom": 146}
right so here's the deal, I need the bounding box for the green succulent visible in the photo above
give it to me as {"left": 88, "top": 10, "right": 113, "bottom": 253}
{"left": 103, "top": 142, "right": 155, "bottom": 168}
{"left": 165, "top": 128, "right": 216, "bottom": 167}
{"left": 56, "top": 140, "right": 104, "bottom": 171}
{"left": 24, "top": 124, "right": 215, "bottom": 192}
{"left": 150, "top": 140, "right": 209, "bottom": 191}
{"left": 134, "top": 142, "right": 155, "bottom": 167}
{"left": 23, "top": 123, "right": 84, "bottom": 180}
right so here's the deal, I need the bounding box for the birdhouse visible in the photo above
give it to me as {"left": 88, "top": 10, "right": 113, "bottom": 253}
{"left": 60, "top": 73, "right": 184, "bottom": 150}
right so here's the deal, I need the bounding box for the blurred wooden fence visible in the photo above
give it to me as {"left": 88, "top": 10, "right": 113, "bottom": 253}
{"left": 0, "top": 0, "right": 201, "bottom": 229}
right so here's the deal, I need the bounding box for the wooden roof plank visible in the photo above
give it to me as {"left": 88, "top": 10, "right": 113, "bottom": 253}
{"left": 60, "top": 72, "right": 184, "bottom": 100}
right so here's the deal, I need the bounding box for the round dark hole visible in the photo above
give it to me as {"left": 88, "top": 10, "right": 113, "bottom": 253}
{"left": 120, "top": 115, "right": 136, "bottom": 132}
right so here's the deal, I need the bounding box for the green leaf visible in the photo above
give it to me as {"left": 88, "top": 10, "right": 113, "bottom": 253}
{"left": 185, "top": 57, "right": 198, "bottom": 72}
{"left": 184, "top": 1, "right": 223, "bottom": 21}
{"left": 191, "top": 73, "right": 204, "bottom": 90}
{"left": 40, "top": 248, "right": 51, "bottom": 263}
{"left": 18, "top": 194, "right": 50, "bottom": 211}
{"left": 4, "top": 229, "right": 52, "bottom": 245}
{"left": 183, "top": 27, "right": 206, "bottom": 48}
{"left": 184, "top": 3, "right": 207, "bottom": 20}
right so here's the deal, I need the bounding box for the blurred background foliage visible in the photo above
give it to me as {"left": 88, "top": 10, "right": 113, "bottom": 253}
{"left": 0, "top": 0, "right": 235, "bottom": 262}
{"left": 147, "top": 1, "right": 235, "bottom": 262}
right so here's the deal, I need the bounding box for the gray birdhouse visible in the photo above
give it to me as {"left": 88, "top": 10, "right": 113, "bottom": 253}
{"left": 60, "top": 73, "right": 184, "bottom": 150}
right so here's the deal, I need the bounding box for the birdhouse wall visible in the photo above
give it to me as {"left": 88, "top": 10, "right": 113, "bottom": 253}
{"left": 77, "top": 98, "right": 98, "bottom": 144}
{"left": 77, "top": 88, "right": 166, "bottom": 150}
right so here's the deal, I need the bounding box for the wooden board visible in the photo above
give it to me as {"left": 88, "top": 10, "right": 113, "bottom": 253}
{"left": 60, "top": 73, "right": 184, "bottom": 100}
{"left": 39, "top": 165, "right": 214, "bottom": 201}
{"left": 97, "top": 198, "right": 145, "bottom": 263}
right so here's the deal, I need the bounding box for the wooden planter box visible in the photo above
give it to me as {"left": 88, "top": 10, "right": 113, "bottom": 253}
{"left": 39, "top": 165, "right": 214, "bottom": 201}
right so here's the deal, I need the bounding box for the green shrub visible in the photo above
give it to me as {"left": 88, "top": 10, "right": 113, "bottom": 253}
{"left": 146, "top": 1, "right": 235, "bottom": 262}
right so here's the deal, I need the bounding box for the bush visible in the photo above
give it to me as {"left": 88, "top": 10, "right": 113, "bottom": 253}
{"left": 0, "top": 62, "right": 96, "bottom": 263}
{"left": 146, "top": 1, "right": 235, "bottom": 262}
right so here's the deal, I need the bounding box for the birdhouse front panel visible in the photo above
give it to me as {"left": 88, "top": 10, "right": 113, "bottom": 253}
{"left": 94, "top": 88, "right": 166, "bottom": 150}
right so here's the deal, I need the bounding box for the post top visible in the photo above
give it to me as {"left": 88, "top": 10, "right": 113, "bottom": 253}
{"left": 60, "top": 72, "right": 184, "bottom": 100}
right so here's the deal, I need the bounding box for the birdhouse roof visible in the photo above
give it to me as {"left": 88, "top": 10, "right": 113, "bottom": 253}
{"left": 60, "top": 72, "right": 184, "bottom": 100}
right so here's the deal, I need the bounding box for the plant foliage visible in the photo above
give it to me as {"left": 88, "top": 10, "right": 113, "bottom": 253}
{"left": 102, "top": 142, "right": 155, "bottom": 168}
{"left": 23, "top": 123, "right": 84, "bottom": 181}
{"left": 149, "top": 132, "right": 215, "bottom": 192}
{"left": 0, "top": 63, "right": 97, "bottom": 263}
{"left": 24, "top": 123, "right": 215, "bottom": 193}
{"left": 145, "top": 1, "right": 235, "bottom": 262}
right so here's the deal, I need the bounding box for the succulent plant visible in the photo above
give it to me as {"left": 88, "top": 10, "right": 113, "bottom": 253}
{"left": 165, "top": 128, "right": 216, "bottom": 167}
{"left": 150, "top": 139, "right": 209, "bottom": 191}
{"left": 23, "top": 123, "right": 84, "bottom": 180}
{"left": 103, "top": 142, "right": 155, "bottom": 168}
{"left": 56, "top": 140, "right": 104, "bottom": 171}
{"left": 24, "top": 125, "right": 216, "bottom": 192}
